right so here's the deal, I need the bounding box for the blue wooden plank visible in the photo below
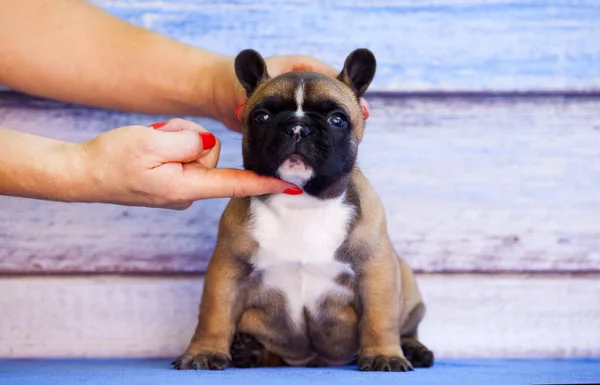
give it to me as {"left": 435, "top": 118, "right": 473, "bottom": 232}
{"left": 88, "top": 0, "right": 600, "bottom": 92}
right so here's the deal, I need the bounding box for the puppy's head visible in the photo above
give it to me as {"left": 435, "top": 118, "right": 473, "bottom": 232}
{"left": 235, "top": 49, "right": 376, "bottom": 199}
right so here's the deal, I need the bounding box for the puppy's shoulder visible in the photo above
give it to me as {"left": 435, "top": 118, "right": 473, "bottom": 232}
{"left": 336, "top": 168, "right": 391, "bottom": 266}
{"left": 216, "top": 197, "right": 258, "bottom": 258}
{"left": 219, "top": 197, "right": 251, "bottom": 231}
{"left": 347, "top": 167, "right": 387, "bottom": 234}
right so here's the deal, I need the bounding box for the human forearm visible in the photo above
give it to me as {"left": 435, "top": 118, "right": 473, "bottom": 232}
{"left": 0, "top": 0, "right": 226, "bottom": 118}
{"left": 0, "top": 126, "right": 89, "bottom": 202}
{"left": 0, "top": 120, "right": 296, "bottom": 207}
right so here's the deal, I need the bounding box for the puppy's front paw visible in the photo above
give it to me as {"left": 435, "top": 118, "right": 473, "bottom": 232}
{"left": 171, "top": 352, "right": 230, "bottom": 371}
{"left": 358, "top": 355, "right": 413, "bottom": 372}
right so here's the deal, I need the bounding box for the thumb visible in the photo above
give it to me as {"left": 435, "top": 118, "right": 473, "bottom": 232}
{"left": 183, "top": 166, "right": 298, "bottom": 199}
{"left": 150, "top": 129, "right": 219, "bottom": 164}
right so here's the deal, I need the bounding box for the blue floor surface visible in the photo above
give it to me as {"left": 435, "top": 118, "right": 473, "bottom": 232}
{"left": 1, "top": 358, "right": 599, "bottom": 385}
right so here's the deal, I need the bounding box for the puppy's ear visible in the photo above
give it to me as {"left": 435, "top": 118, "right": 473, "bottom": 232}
{"left": 337, "top": 48, "right": 376, "bottom": 97}
{"left": 235, "top": 49, "right": 270, "bottom": 96}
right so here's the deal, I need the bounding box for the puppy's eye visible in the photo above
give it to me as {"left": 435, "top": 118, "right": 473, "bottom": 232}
{"left": 253, "top": 112, "right": 271, "bottom": 124}
{"left": 328, "top": 113, "right": 348, "bottom": 129}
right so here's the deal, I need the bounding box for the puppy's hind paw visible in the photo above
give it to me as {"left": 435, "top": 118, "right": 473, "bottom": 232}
{"left": 171, "top": 352, "right": 230, "bottom": 371}
{"left": 401, "top": 338, "right": 434, "bottom": 368}
{"left": 230, "top": 333, "right": 265, "bottom": 368}
{"left": 358, "top": 355, "right": 413, "bottom": 372}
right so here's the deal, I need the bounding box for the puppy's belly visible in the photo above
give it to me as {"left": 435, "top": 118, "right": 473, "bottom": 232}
{"left": 243, "top": 263, "right": 359, "bottom": 366}
{"left": 249, "top": 194, "right": 356, "bottom": 327}
{"left": 258, "top": 259, "right": 353, "bottom": 325}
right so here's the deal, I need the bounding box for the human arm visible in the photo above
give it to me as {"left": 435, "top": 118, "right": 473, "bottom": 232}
{"left": 0, "top": 0, "right": 338, "bottom": 131}
{"left": 0, "top": 120, "right": 296, "bottom": 209}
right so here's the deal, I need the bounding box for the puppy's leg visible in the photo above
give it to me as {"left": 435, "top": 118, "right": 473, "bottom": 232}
{"left": 356, "top": 245, "right": 413, "bottom": 372}
{"left": 397, "top": 258, "right": 435, "bottom": 369}
{"left": 172, "top": 244, "right": 247, "bottom": 371}
{"left": 400, "top": 303, "right": 434, "bottom": 368}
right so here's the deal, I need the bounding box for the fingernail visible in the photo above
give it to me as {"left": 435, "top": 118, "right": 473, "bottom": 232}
{"left": 235, "top": 100, "right": 246, "bottom": 121}
{"left": 284, "top": 188, "right": 303, "bottom": 195}
{"left": 199, "top": 132, "right": 216, "bottom": 150}
{"left": 149, "top": 122, "right": 167, "bottom": 129}
{"left": 362, "top": 105, "right": 370, "bottom": 120}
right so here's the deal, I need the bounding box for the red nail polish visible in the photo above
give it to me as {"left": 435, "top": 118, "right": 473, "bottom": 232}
{"left": 235, "top": 100, "right": 246, "bottom": 121}
{"left": 149, "top": 122, "right": 167, "bottom": 129}
{"left": 199, "top": 132, "right": 216, "bottom": 150}
{"left": 362, "top": 105, "right": 370, "bottom": 120}
{"left": 284, "top": 188, "right": 303, "bottom": 195}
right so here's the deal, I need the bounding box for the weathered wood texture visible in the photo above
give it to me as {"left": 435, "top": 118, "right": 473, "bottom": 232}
{"left": 1, "top": 274, "right": 599, "bottom": 358}
{"left": 1, "top": 93, "right": 599, "bottom": 274}
{"left": 85, "top": 0, "right": 600, "bottom": 92}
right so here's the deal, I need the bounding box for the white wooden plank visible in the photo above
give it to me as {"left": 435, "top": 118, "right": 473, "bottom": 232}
{"left": 1, "top": 274, "right": 599, "bottom": 358}
{"left": 1, "top": 94, "right": 599, "bottom": 273}
{"left": 79, "top": 0, "right": 600, "bottom": 92}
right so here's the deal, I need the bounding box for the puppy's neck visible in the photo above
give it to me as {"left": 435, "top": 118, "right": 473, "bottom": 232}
{"left": 257, "top": 190, "right": 347, "bottom": 213}
{"left": 302, "top": 171, "right": 352, "bottom": 200}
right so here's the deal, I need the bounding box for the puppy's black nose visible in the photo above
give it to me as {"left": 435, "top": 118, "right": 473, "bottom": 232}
{"left": 286, "top": 125, "right": 310, "bottom": 141}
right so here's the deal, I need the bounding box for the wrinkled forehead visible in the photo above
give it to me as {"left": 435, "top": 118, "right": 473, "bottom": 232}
{"left": 249, "top": 72, "right": 359, "bottom": 114}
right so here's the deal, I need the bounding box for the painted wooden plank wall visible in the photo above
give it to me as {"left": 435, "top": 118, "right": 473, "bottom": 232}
{"left": 1, "top": 0, "right": 599, "bottom": 360}
{"left": 88, "top": 0, "right": 600, "bottom": 92}
{"left": 1, "top": 93, "right": 599, "bottom": 274}
{"left": 2, "top": 274, "right": 599, "bottom": 359}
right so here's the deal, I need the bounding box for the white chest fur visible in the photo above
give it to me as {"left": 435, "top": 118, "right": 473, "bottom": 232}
{"left": 249, "top": 193, "right": 356, "bottom": 327}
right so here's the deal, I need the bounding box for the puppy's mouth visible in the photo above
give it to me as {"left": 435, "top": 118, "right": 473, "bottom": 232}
{"left": 276, "top": 153, "right": 314, "bottom": 187}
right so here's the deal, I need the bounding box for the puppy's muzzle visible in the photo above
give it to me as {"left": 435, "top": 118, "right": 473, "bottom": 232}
{"left": 287, "top": 125, "right": 311, "bottom": 142}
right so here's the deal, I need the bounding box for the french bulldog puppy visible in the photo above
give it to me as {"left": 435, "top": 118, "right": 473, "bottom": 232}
{"left": 173, "top": 48, "right": 433, "bottom": 372}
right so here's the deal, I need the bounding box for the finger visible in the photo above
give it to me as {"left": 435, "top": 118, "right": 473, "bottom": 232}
{"left": 165, "top": 202, "right": 193, "bottom": 211}
{"left": 289, "top": 56, "right": 339, "bottom": 78}
{"left": 150, "top": 119, "right": 222, "bottom": 165}
{"left": 360, "top": 97, "right": 370, "bottom": 119}
{"left": 267, "top": 55, "right": 339, "bottom": 79}
{"left": 185, "top": 137, "right": 221, "bottom": 169}
{"left": 360, "top": 97, "right": 369, "bottom": 110}
{"left": 183, "top": 167, "right": 298, "bottom": 199}
{"left": 149, "top": 126, "right": 220, "bottom": 164}
{"left": 150, "top": 118, "right": 209, "bottom": 134}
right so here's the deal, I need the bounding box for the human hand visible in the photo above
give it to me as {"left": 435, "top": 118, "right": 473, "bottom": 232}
{"left": 79, "top": 119, "right": 298, "bottom": 210}
{"left": 210, "top": 54, "right": 342, "bottom": 132}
